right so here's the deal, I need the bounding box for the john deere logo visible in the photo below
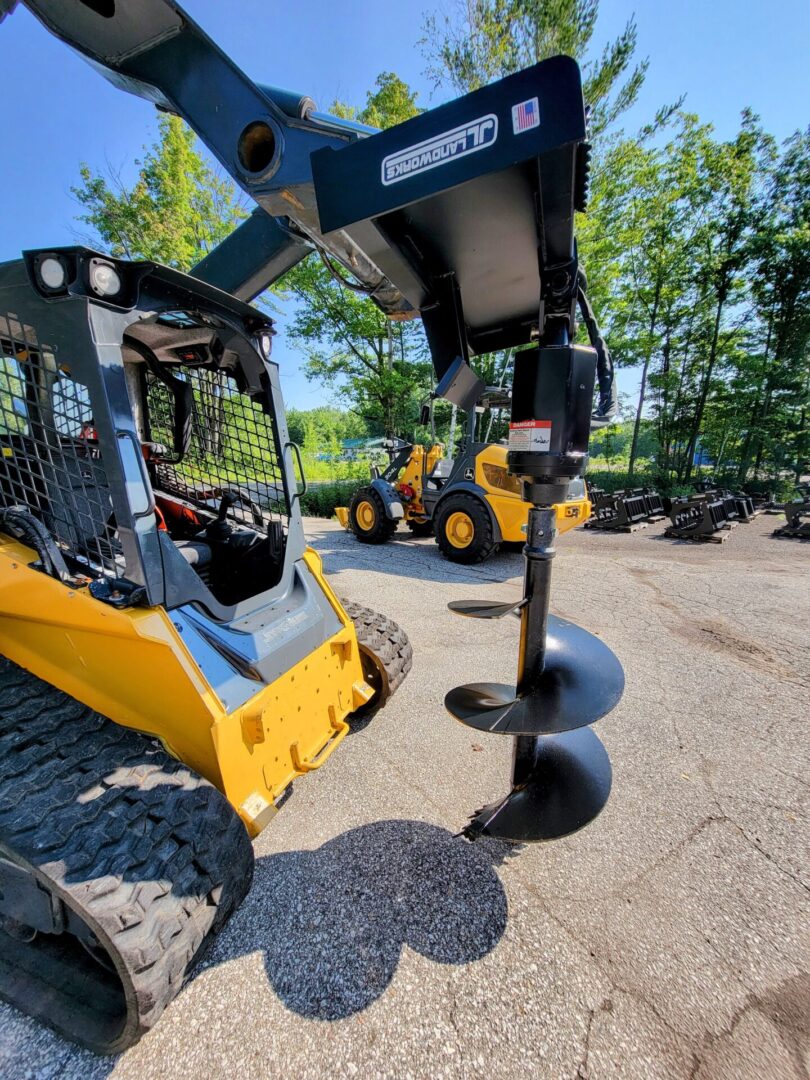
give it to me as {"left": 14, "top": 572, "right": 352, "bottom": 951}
{"left": 381, "top": 115, "right": 498, "bottom": 186}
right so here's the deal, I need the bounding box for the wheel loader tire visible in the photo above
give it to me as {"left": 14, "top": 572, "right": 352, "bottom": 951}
{"left": 407, "top": 518, "right": 434, "bottom": 537}
{"left": 348, "top": 486, "right": 397, "bottom": 544}
{"left": 0, "top": 657, "right": 254, "bottom": 1055}
{"left": 435, "top": 493, "right": 499, "bottom": 564}
{"left": 342, "top": 601, "right": 412, "bottom": 715}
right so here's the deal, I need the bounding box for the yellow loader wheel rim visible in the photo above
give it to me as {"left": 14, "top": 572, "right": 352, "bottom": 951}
{"left": 356, "top": 499, "right": 376, "bottom": 531}
{"left": 445, "top": 510, "right": 475, "bottom": 549}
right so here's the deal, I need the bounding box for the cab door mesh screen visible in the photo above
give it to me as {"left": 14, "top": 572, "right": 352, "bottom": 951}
{"left": 0, "top": 313, "right": 120, "bottom": 575}
{"left": 145, "top": 366, "right": 289, "bottom": 527}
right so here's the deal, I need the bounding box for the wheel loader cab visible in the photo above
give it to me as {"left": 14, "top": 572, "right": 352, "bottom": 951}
{"left": 425, "top": 455, "right": 454, "bottom": 490}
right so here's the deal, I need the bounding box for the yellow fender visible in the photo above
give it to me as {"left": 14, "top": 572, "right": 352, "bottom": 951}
{"left": 474, "top": 443, "right": 591, "bottom": 540}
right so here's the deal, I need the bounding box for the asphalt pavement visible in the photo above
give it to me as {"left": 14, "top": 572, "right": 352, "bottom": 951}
{"left": 1, "top": 513, "right": 807, "bottom": 1080}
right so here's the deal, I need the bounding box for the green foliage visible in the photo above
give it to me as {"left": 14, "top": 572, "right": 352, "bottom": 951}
{"left": 333, "top": 72, "right": 422, "bottom": 129}
{"left": 0, "top": 357, "right": 28, "bottom": 436}
{"left": 72, "top": 114, "right": 246, "bottom": 270}
{"left": 580, "top": 110, "right": 809, "bottom": 486}
{"left": 279, "top": 72, "right": 431, "bottom": 439}
{"left": 299, "top": 479, "right": 367, "bottom": 519}
{"left": 422, "top": 0, "right": 647, "bottom": 137}
{"left": 280, "top": 256, "right": 433, "bottom": 438}
{"left": 585, "top": 469, "right": 691, "bottom": 498}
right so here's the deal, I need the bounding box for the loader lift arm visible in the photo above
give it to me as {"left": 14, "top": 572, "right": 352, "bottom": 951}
{"left": 10, "top": 0, "right": 613, "bottom": 417}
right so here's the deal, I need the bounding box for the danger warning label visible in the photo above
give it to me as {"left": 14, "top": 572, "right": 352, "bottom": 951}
{"left": 508, "top": 419, "right": 552, "bottom": 452}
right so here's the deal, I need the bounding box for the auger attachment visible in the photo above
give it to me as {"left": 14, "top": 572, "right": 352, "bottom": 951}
{"left": 446, "top": 336, "right": 624, "bottom": 844}
{"left": 447, "top": 507, "right": 622, "bottom": 841}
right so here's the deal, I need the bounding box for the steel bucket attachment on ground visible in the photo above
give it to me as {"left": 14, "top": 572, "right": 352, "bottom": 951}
{"left": 446, "top": 506, "right": 624, "bottom": 844}
{"left": 773, "top": 498, "right": 810, "bottom": 540}
{"left": 665, "top": 490, "right": 736, "bottom": 542}
{"left": 584, "top": 486, "right": 666, "bottom": 531}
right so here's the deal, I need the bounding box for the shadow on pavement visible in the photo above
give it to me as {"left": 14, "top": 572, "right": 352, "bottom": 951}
{"left": 305, "top": 522, "right": 525, "bottom": 586}
{"left": 232, "top": 819, "right": 512, "bottom": 1021}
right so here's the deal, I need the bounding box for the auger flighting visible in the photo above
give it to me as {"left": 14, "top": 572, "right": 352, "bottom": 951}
{"left": 446, "top": 281, "right": 625, "bottom": 843}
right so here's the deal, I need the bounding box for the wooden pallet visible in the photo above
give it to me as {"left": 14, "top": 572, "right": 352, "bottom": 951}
{"left": 664, "top": 523, "right": 734, "bottom": 543}
{"left": 585, "top": 520, "right": 648, "bottom": 533}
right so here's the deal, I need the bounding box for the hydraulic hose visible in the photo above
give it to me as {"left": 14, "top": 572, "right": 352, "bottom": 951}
{"left": 577, "top": 275, "right": 618, "bottom": 430}
{"left": 0, "top": 505, "right": 72, "bottom": 581}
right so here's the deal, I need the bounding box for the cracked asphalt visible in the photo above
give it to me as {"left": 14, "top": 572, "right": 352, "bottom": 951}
{"left": 1, "top": 513, "right": 807, "bottom": 1080}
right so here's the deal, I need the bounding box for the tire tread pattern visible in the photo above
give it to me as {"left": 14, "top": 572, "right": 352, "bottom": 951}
{"left": 435, "top": 493, "right": 498, "bottom": 564}
{"left": 348, "top": 487, "right": 397, "bottom": 544}
{"left": 0, "top": 657, "right": 254, "bottom": 1054}
{"left": 342, "top": 601, "right": 412, "bottom": 702}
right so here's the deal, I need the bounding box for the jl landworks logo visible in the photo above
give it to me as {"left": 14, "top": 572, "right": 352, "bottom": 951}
{"left": 381, "top": 114, "right": 498, "bottom": 186}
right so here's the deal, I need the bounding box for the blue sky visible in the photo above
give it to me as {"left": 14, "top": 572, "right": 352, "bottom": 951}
{"left": 1, "top": 0, "right": 808, "bottom": 411}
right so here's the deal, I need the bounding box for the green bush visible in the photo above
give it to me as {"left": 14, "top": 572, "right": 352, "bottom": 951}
{"left": 585, "top": 469, "right": 693, "bottom": 498}
{"left": 299, "top": 479, "right": 367, "bottom": 518}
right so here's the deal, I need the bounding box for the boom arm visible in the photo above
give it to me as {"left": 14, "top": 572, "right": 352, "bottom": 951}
{"left": 12, "top": 0, "right": 409, "bottom": 314}
{"left": 10, "top": 0, "right": 609, "bottom": 416}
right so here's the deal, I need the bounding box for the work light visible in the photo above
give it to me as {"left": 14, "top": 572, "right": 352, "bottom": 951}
{"left": 38, "top": 256, "right": 67, "bottom": 290}
{"left": 89, "top": 259, "right": 122, "bottom": 298}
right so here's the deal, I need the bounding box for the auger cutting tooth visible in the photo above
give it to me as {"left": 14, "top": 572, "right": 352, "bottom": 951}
{"left": 448, "top": 598, "right": 527, "bottom": 619}
{"left": 464, "top": 729, "right": 612, "bottom": 843}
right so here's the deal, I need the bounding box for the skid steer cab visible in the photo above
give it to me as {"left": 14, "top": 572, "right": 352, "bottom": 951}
{"left": 0, "top": 248, "right": 411, "bottom": 1052}
{"left": 337, "top": 392, "right": 591, "bottom": 564}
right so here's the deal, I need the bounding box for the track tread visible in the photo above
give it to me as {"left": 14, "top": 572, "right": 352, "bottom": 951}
{"left": 0, "top": 657, "right": 254, "bottom": 1054}
{"left": 342, "top": 600, "right": 412, "bottom": 703}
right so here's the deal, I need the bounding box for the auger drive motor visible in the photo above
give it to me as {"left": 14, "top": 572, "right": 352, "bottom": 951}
{"left": 0, "top": 0, "right": 624, "bottom": 1052}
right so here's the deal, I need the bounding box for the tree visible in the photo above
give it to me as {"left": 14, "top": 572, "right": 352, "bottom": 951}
{"left": 333, "top": 72, "right": 421, "bottom": 129}
{"left": 737, "top": 127, "right": 810, "bottom": 482}
{"left": 73, "top": 113, "right": 248, "bottom": 455}
{"left": 73, "top": 113, "right": 246, "bottom": 270}
{"left": 422, "top": 0, "right": 647, "bottom": 137}
{"left": 280, "top": 73, "right": 432, "bottom": 439}
{"left": 283, "top": 256, "right": 431, "bottom": 437}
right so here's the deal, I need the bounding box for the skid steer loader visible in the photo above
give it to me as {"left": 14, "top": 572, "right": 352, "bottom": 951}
{"left": 0, "top": 250, "right": 412, "bottom": 1052}
{"left": 337, "top": 391, "right": 591, "bottom": 563}
{"left": 1, "top": 0, "right": 624, "bottom": 1054}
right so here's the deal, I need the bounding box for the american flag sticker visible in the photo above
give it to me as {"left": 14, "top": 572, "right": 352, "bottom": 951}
{"left": 512, "top": 96, "right": 540, "bottom": 134}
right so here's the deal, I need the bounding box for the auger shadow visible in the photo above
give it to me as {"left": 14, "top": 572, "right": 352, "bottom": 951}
{"left": 0, "top": 817, "right": 511, "bottom": 1065}
{"left": 211, "top": 819, "right": 513, "bottom": 1021}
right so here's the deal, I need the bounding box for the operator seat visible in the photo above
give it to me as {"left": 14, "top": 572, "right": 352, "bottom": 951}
{"left": 174, "top": 539, "right": 212, "bottom": 569}
{"left": 426, "top": 457, "right": 454, "bottom": 490}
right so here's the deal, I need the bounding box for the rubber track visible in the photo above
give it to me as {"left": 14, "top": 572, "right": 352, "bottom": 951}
{"left": 0, "top": 657, "right": 254, "bottom": 1054}
{"left": 342, "top": 601, "right": 412, "bottom": 702}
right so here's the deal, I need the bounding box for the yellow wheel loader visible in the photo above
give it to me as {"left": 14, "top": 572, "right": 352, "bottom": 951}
{"left": 1, "top": 0, "right": 624, "bottom": 1055}
{"left": 337, "top": 393, "right": 591, "bottom": 564}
